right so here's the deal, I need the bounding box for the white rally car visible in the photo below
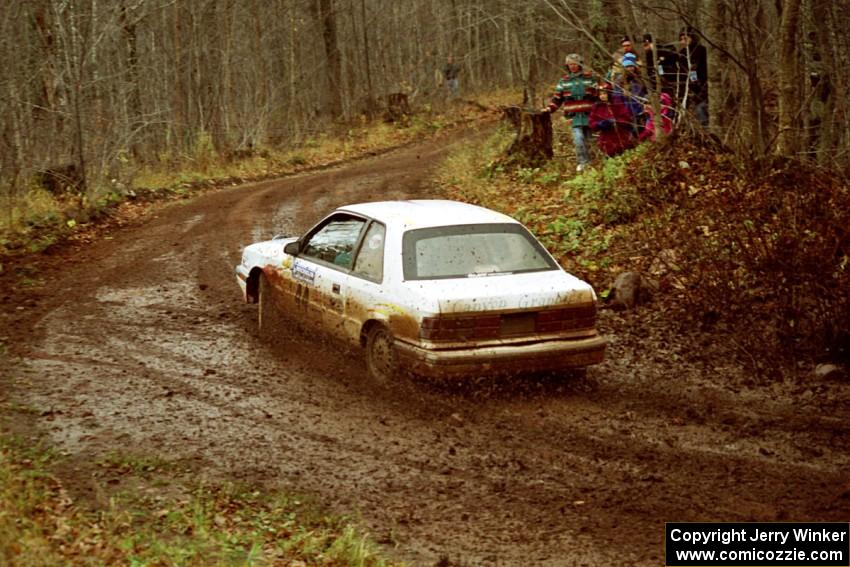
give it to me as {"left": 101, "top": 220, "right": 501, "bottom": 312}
{"left": 236, "top": 200, "right": 606, "bottom": 381}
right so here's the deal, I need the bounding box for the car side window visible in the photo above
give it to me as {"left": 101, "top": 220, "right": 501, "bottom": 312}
{"left": 302, "top": 215, "right": 366, "bottom": 270}
{"left": 353, "top": 222, "right": 385, "bottom": 282}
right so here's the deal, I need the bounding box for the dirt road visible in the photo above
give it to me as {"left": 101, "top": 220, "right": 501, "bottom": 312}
{"left": 2, "top": 129, "right": 849, "bottom": 566}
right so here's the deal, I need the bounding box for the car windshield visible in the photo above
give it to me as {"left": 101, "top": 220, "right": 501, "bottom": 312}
{"left": 402, "top": 223, "right": 558, "bottom": 280}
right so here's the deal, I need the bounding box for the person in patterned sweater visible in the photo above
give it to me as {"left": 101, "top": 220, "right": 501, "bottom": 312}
{"left": 541, "top": 53, "right": 598, "bottom": 172}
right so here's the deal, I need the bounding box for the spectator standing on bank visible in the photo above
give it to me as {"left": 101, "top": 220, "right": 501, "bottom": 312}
{"left": 617, "top": 52, "right": 647, "bottom": 132}
{"left": 589, "top": 82, "right": 636, "bottom": 157}
{"left": 620, "top": 35, "right": 639, "bottom": 61}
{"left": 606, "top": 35, "right": 639, "bottom": 84}
{"left": 678, "top": 28, "right": 708, "bottom": 126}
{"left": 541, "top": 53, "right": 598, "bottom": 172}
{"left": 643, "top": 33, "right": 680, "bottom": 93}
{"left": 443, "top": 55, "right": 461, "bottom": 99}
{"left": 639, "top": 92, "right": 675, "bottom": 142}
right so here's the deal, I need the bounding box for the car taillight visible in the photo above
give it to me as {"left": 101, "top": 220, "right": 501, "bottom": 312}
{"left": 420, "top": 305, "right": 597, "bottom": 341}
{"left": 420, "top": 315, "right": 500, "bottom": 340}
{"left": 536, "top": 305, "right": 597, "bottom": 332}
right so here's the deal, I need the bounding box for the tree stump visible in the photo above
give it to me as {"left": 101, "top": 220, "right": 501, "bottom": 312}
{"left": 502, "top": 107, "right": 553, "bottom": 166}
{"left": 384, "top": 92, "right": 411, "bottom": 123}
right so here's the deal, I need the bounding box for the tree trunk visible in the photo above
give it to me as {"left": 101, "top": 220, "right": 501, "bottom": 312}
{"left": 121, "top": 2, "right": 143, "bottom": 157}
{"left": 707, "top": 0, "right": 730, "bottom": 136}
{"left": 745, "top": 69, "right": 768, "bottom": 159}
{"left": 287, "top": 4, "right": 300, "bottom": 138}
{"left": 314, "top": 0, "right": 342, "bottom": 119}
{"left": 523, "top": 4, "right": 539, "bottom": 105}
{"left": 32, "top": 2, "right": 62, "bottom": 132}
{"left": 360, "top": 0, "right": 372, "bottom": 104}
{"left": 775, "top": 0, "right": 802, "bottom": 157}
{"left": 815, "top": 0, "right": 845, "bottom": 167}
{"left": 738, "top": 2, "right": 769, "bottom": 158}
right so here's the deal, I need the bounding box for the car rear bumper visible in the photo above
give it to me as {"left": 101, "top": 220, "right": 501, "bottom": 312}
{"left": 394, "top": 335, "right": 606, "bottom": 378}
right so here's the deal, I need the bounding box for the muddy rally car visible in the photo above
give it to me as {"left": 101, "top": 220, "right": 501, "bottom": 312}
{"left": 236, "top": 200, "right": 606, "bottom": 381}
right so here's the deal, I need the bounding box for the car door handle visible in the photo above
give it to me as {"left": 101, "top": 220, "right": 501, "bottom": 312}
{"left": 332, "top": 283, "right": 341, "bottom": 294}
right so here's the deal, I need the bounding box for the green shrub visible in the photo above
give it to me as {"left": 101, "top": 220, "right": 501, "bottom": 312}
{"left": 564, "top": 146, "right": 647, "bottom": 225}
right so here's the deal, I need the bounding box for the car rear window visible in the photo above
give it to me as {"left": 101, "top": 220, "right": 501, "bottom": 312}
{"left": 402, "top": 223, "right": 558, "bottom": 280}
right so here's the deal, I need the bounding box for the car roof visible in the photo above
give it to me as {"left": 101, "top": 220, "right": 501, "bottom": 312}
{"left": 339, "top": 200, "right": 519, "bottom": 230}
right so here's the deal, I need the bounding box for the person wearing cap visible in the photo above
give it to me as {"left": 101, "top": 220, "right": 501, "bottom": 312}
{"left": 541, "top": 53, "right": 598, "bottom": 172}
{"left": 616, "top": 52, "right": 648, "bottom": 132}
{"left": 621, "top": 51, "right": 639, "bottom": 69}
{"left": 620, "top": 35, "right": 639, "bottom": 61}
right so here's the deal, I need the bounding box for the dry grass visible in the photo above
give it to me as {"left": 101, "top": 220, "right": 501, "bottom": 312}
{"left": 0, "top": 436, "right": 399, "bottom": 566}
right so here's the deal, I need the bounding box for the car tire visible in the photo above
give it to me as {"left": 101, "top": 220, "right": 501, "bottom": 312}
{"left": 366, "top": 325, "right": 397, "bottom": 383}
{"left": 257, "top": 273, "right": 281, "bottom": 339}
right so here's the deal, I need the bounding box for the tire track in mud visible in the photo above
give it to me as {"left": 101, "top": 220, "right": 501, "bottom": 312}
{"left": 2, "top": 127, "right": 849, "bottom": 566}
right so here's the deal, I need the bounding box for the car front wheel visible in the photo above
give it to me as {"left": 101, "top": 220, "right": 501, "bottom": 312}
{"left": 366, "top": 325, "right": 397, "bottom": 383}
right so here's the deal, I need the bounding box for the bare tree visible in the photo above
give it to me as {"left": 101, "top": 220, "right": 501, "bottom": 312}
{"left": 775, "top": 0, "right": 803, "bottom": 157}
{"left": 2, "top": 0, "right": 849, "bottom": 227}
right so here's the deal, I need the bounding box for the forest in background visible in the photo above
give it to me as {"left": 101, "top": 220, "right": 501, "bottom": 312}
{"left": 1, "top": 0, "right": 848, "bottom": 230}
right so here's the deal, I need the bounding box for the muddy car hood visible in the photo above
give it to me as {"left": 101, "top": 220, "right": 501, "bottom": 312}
{"left": 403, "top": 270, "right": 596, "bottom": 314}
{"left": 242, "top": 238, "right": 298, "bottom": 268}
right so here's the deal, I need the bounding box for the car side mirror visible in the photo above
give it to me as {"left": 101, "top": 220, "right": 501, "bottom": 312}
{"left": 284, "top": 241, "right": 301, "bottom": 256}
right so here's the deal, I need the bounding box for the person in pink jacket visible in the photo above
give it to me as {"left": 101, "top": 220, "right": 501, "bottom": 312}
{"left": 639, "top": 92, "right": 675, "bottom": 142}
{"left": 588, "top": 82, "right": 636, "bottom": 157}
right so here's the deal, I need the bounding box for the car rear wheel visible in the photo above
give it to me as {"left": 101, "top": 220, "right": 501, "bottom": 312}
{"left": 257, "top": 274, "right": 281, "bottom": 339}
{"left": 366, "top": 325, "right": 397, "bottom": 383}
